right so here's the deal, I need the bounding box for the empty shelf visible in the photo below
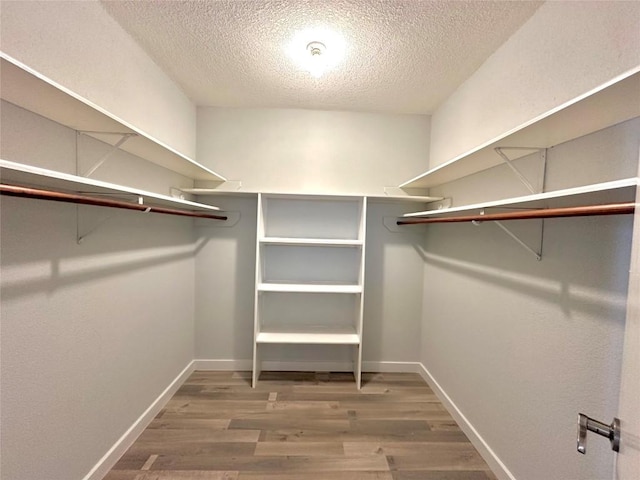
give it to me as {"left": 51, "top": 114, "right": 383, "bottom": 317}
{"left": 1, "top": 55, "right": 226, "bottom": 182}
{"left": 400, "top": 70, "right": 640, "bottom": 189}
{"left": 0, "top": 159, "right": 222, "bottom": 212}
{"left": 403, "top": 178, "right": 638, "bottom": 218}
{"left": 256, "top": 328, "right": 360, "bottom": 345}
{"left": 258, "top": 283, "right": 363, "bottom": 293}
{"left": 259, "top": 237, "right": 363, "bottom": 246}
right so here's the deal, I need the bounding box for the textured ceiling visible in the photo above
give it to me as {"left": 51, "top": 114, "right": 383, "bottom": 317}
{"left": 101, "top": 0, "right": 542, "bottom": 114}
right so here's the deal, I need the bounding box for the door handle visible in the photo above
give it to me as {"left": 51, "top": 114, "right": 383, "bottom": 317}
{"left": 577, "top": 413, "right": 620, "bottom": 454}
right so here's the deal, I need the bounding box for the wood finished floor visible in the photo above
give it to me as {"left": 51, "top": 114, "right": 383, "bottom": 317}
{"left": 104, "top": 371, "right": 498, "bottom": 480}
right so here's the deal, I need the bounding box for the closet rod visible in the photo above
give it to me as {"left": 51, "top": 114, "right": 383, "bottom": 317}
{"left": 397, "top": 202, "right": 635, "bottom": 225}
{"left": 0, "top": 184, "right": 228, "bottom": 220}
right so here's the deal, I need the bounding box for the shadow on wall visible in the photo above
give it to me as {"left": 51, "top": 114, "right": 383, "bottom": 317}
{"left": 0, "top": 196, "right": 202, "bottom": 301}
{"left": 415, "top": 214, "right": 633, "bottom": 320}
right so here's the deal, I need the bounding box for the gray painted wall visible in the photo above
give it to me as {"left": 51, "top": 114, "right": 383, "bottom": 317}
{"left": 196, "top": 107, "right": 431, "bottom": 196}
{"left": 0, "top": 102, "right": 198, "bottom": 480}
{"left": 0, "top": 0, "right": 197, "bottom": 158}
{"left": 430, "top": 1, "right": 640, "bottom": 170}
{"left": 421, "top": 119, "right": 639, "bottom": 480}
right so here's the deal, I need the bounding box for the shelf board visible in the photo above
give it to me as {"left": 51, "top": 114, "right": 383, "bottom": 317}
{"left": 403, "top": 178, "right": 639, "bottom": 218}
{"left": 0, "top": 54, "right": 226, "bottom": 182}
{"left": 260, "top": 237, "right": 363, "bottom": 247}
{"left": 400, "top": 69, "right": 640, "bottom": 189}
{"left": 256, "top": 327, "right": 360, "bottom": 345}
{"left": 258, "top": 283, "right": 363, "bottom": 294}
{"left": 367, "top": 194, "right": 442, "bottom": 203}
{"left": 0, "top": 159, "right": 222, "bottom": 212}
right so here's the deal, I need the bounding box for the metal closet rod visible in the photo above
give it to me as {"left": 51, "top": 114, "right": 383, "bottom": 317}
{"left": 0, "top": 184, "right": 228, "bottom": 221}
{"left": 397, "top": 202, "right": 635, "bottom": 225}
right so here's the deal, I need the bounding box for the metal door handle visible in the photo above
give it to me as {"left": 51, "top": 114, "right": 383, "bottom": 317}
{"left": 577, "top": 413, "right": 620, "bottom": 454}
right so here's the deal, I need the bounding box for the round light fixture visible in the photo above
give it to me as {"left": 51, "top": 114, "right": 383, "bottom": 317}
{"left": 306, "top": 42, "right": 327, "bottom": 78}
{"left": 307, "top": 41, "right": 326, "bottom": 57}
{"left": 286, "top": 28, "right": 346, "bottom": 78}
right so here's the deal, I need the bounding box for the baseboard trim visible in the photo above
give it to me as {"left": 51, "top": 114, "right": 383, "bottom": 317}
{"left": 416, "top": 362, "right": 515, "bottom": 480}
{"left": 82, "top": 360, "right": 196, "bottom": 480}
{"left": 362, "top": 361, "right": 422, "bottom": 373}
{"left": 193, "top": 359, "right": 253, "bottom": 370}
{"left": 193, "top": 359, "right": 422, "bottom": 374}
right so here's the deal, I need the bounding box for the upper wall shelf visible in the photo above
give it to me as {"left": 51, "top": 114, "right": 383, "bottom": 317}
{"left": 402, "top": 178, "right": 638, "bottom": 218}
{"left": 0, "top": 54, "right": 226, "bottom": 182}
{"left": 0, "top": 159, "right": 221, "bottom": 212}
{"left": 180, "top": 188, "right": 443, "bottom": 203}
{"left": 400, "top": 70, "right": 640, "bottom": 189}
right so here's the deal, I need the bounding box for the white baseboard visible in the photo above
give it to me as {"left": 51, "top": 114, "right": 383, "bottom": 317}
{"left": 193, "top": 359, "right": 253, "bottom": 370}
{"left": 362, "top": 361, "right": 422, "bottom": 373}
{"left": 82, "top": 360, "right": 196, "bottom": 480}
{"left": 194, "top": 359, "right": 421, "bottom": 374}
{"left": 417, "top": 362, "right": 515, "bottom": 480}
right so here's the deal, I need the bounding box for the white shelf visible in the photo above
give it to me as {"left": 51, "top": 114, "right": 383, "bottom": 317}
{"left": 256, "top": 327, "right": 360, "bottom": 345}
{"left": 259, "top": 237, "right": 363, "bottom": 247}
{"left": 182, "top": 188, "right": 442, "bottom": 203}
{"left": 0, "top": 159, "right": 221, "bottom": 212}
{"left": 0, "top": 54, "right": 226, "bottom": 182}
{"left": 368, "top": 194, "right": 442, "bottom": 203}
{"left": 400, "top": 70, "right": 640, "bottom": 189}
{"left": 403, "top": 178, "right": 638, "bottom": 218}
{"left": 258, "top": 282, "right": 363, "bottom": 294}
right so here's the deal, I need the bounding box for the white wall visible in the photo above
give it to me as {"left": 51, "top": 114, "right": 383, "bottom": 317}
{"left": 421, "top": 120, "right": 639, "bottom": 480}
{"left": 197, "top": 107, "right": 430, "bottom": 196}
{"left": 0, "top": 101, "right": 197, "bottom": 480}
{"left": 429, "top": 1, "right": 640, "bottom": 169}
{"left": 0, "top": 0, "right": 197, "bottom": 158}
{"left": 194, "top": 195, "right": 257, "bottom": 364}
{"left": 363, "top": 201, "right": 424, "bottom": 365}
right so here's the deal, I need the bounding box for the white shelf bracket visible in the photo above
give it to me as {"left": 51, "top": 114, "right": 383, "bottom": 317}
{"left": 76, "top": 205, "right": 114, "bottom": 244}
{"left": 494, "top": 220, "right": 542, "bottom": 261}
{"left": 473, "top": 209, "right": 543, "bottom": 261}
{"left": 494, "top": 147, "right": 547, "bottom": 194}
{"left": 75, "top": 193, "right": 146, "bottom": 243}
{"left": 78, "top": 131, "right": 137, "bottom": 178}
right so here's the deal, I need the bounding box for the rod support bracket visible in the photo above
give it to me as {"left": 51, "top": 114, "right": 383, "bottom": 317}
{"left": 494, "top": 220, "right": 542, "bottom": 261}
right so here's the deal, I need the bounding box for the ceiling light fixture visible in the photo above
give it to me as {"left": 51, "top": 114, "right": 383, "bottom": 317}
{"left": 286, "top": 27, "right": 346, "bottom": 79}
{"left": 306, "top": 41, "right": 327, "bottom": 78}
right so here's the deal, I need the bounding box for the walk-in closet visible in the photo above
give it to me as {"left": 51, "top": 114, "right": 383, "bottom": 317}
{"left": 1, "top": 2, "right": 639, "bottom": 480}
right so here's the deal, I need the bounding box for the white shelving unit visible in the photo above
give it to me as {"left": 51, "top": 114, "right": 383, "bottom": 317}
{"left": 400, "top": 70, "right": 640, "bottom": 189}
{"left": 0, "top": 53, "right": 226, "bottom": 182}
{"left": 0, "top": 159, "right": 222, "bottom": 212}
{"left": 253, "top": 194, "right": 367, "bottom": 389}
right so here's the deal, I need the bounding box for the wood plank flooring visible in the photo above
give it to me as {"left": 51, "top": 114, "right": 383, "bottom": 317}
{"left": 104, "top": 371, "right": 497, "bottom": 480}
